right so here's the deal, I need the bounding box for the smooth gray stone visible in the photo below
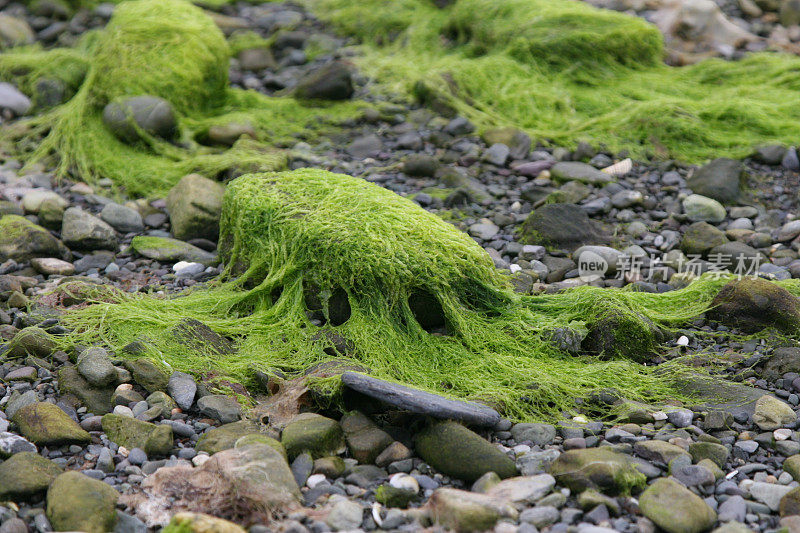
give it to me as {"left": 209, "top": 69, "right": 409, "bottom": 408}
{"left": 341, "top": 372, "right": 500, "bottom": 427}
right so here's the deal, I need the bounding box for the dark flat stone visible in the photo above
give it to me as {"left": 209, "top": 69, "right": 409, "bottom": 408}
{"left": 340, "top": 372, "right": 500, "bottom": 427}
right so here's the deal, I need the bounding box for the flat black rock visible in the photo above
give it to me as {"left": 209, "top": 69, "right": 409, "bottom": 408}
{"left": 340, "top": 372, "right": 500, "bottom": 427}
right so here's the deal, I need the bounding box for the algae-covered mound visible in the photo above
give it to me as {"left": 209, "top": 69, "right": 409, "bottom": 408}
{"left": 307, "top": 0, "right": 800, "bottom": 161}
{"left": 60, "top": 168, "right": 783, "bottom": 421}
{"left": 0, "top": 0, "right": 361, "bottom": 196}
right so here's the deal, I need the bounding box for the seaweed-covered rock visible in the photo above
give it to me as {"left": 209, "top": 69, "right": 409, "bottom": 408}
{"left": 46, "top": 471, "right": 119, "bottom": 533}
{"left": 13, "top": 402, "right": 90, "bottom": 446}
{"left": 101, "top": 414, "right": 174, "bottom": 456}
{"left": 6, "top": 327, "right": 57, "bottom": 358}
{"left": 582, "top": 309, "right": 663, "bottom": 362}
{"left": 102, "top": 95, "right": 177, "bottom": 144}
{"left": 415, "top": 421, "right": 517, "bottom": 481}
{"left": 281, "top": 413, "right": 345, "bottom": 460}
{"left": 688, "top": 441, "right": 730, "bottom": 467}
{"left": 639, "top": 478, "right": 716, "bottom": 533}
{"left": 0, "top": 452, "right": 62, "bottom": 499}
{"left": 520, "top": 203, "right": 606, "bottom": 251}
{"left": 0, "top": 215, "right": 67, "bottom": 262}
{"left": 707, "top": 278, "right": 800, "bottom": 333}
{"left": 548, "top": 447, "right": 645, "bottom": 494}
{"left": 166, "top": 174, "right": 225, "bottom": 242}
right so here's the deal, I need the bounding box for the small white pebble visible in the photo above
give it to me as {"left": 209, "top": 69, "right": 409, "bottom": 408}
{"left": 651, "top": 411, "right": 668, "bottom": 421}
{"left": 118, "top": 446, "right": 129, "bottom": 457}
{"left": 192, "top": 453, "right": 210, "bottom": 467}
{"left": 677, "top": 335, "right": 689, "bottom": 346}
{"left": 307, "top": 474, "right": 327, "bottom": 488}
{"left": 509, "top": 264, "right": 522, "bottom": 274}
{"left": 510, "top": 201, "right": 522, "bottom": 212}
{"left": 775, "top": 428, "right": 792, "bottom": 441}
{"left": 572, "top": 415, "right": 588, "bottom": 424}
{"left": 173, "top": 261, "right": 192, "bottom": 272}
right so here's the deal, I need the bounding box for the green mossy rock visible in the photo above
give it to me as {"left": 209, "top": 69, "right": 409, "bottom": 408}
{"left": 708, "top": 278, "right": 800, "bottom": 334}
{"left": 281, "top": 413, "right": 345, "bottom": 460}
{"left": 582, "top": 309, "right": 663, "bottom": 362}
{"left": 196, "top": 420, "right": 262, "bottom": 455}
{"left": 375, "top": 484, "right": 418, "bottom": 508}
{"left": 549, "top": 447, "right": 645, "bottom": 495}
{"left": 46, "top": 471, "right": 119, "bottom": 533}
{"left": 101, "top": 414, "right": 174, "bottom": 456}
{"left": 122, "top": 358, "right": 169, "bottom": 394}
{"left": 688, "top": 441, "right": 730, "bottom": 468}
{"left": 520, "top": 203, "right": 606, "bottom": 251}
{"left": 12, "top": 402, "right": 90, "bottom": 446}
{"left": 638, "top": 478, "right": 716, "bottom": 533}
{"left": 681, "top": 222, "right": 729, "bottom": 256}
{"left": 0, "top": 215, "right": 67, "bottom": 262}
{"left": 234, "top": 433, "right": 287, "bottom": 460}
{"left": 130, "top": 236, "right": 216, "bottom": 265}
{"left": 426, "top": 487, "right": 517, "bottom": 532}
{"left": 57, "top": 366, "right": 114, "bottom": 415}
{"left": 162, "top": 512, "right": 246, "bottom": 533}
{"left": 6, "top": 327, "right": 56, "bottom": 358}
{"left": 780, "top": 486, "right": 800, "bottom": 517}
{"left": 753, "top": 394, "right": 798, "bottom": 431}
{"left": 166, "top": 174, "right": 225, "bottom": 242}
{"left": 146, "top": 391, "right": 177, "bottom": 418}
{"left": 0, "top": 451, "right": 62, "bottom": 499}
{"left": 415, "top": 421, "right": 517, "bottom": 482}
{"left": 783, "top": 454, "right": 800, "bottom": 481}
{"left": 340, "top": 411, "right": 393, "bottom": 464}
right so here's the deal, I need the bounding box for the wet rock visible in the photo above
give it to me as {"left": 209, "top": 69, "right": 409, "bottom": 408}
{"left": 324, "top": 494, "right": 364, "bottom": 530}
{"left": 510, "top": 423, "right": 556, "bottom": 446}
{"left": 61, "top": 207, "right": 118, "bottom": 251}
{"left": 0, "top": 432, "right": 37, "bottom": 458}
{"left": 166, "top": 174, "right": 225, "bottom": 242}
{"left": 168, "top": 371, "right": 197, "bottom": 411}
{"left": 520, "top": 203, "right": 606, "bottom": 251}
{"left": 550, "top": 162, "right": 613, "bottom": 184}
{"left": 57, "top": 366, "right": 114, "bottom": 415}
{"left": 205, "top": 122, "right": 256, "bottom": 146}
{"left": 122, "top": 358, "right": 169, "bottom": 393}
{"left": 780, "top": 486, "right": 800, "bottom": 516}
{"left": 708, "top": 278, "right": 800, "bottom": 334}
{"left": 687, "top": 158, "right": 744, "bottom": 203}
{"left": 683, "top": 194, "right": 726, "bottom": 223}
{"left": 197, "top": 394, "right": 241, "bottom": 424}
{"left": 30, "top": 257, "right": 74, "bottom": 276}
{"left": 681, "top": 221, "right": 728, "bottom": 256}
{"left": 415, "top": 420, "right": 517, "bottom": 482}
{"left": 0, "top": 15, "right": 34, "bottom": 49}
{"left": 0, "top": 215, "right": 67, "bottom": 261}
{"left": 0, "top": 451, "right": 62, "bottom": 499}
{"left": 237, "top": 47, "right": 276, "bottom": 70}
{"left": 403, "top": 154, "right": 440, "bottom": 177}
{"left": 46, "top": 471, "right": 119, "bottom": 533}
{"left": 99, "top": 203, "right": 144, "bottom": 234}
{"left": 549, "top": 448, "right": 645, "bottom": 495}
{"left": 763, "top": 347, "right": 800, "bottom": 380}
{"left": 340, "top": 372, "right": 500, "bottom": 426}
{"left": 634, "top": 440, "right": 690, "bottom": 463}
{"left": 282, "top": 413, "right": 345, "bottom": 460}
{"left": 196, "top": 420, "right": 261, "bottom": 455}
{"left": 638, "top": 478, "right": 716, "bottom": 533}
{"left": 750, "top": 481, "right": 794, "bottom": 511}
{"left": 163, "top": 512, "right": 246, "bottom": 533}
{"left": 340, "top": 411, "right": 393, "bottom": 464}
{"left": 102, "top": 95, "right": 177, "bottom": 144}
{"left": 77, "top": 347, "right": 117, "bottom": 387}
{"left": 688, "top": 441, "right": 729, "bottom": 467}
{"left": 12, "top": 402, "right": 90, "bottom": 445}
{"left": 486, "top": 474, "right": 556, "bottom": 504}
{"left": 294, "top": 60, "right": 353, "bottom": 100}
{"left": 101, "top": 414, "right": 174, "bottom": 456}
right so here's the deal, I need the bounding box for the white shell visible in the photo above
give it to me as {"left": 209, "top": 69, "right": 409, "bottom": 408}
{"left": 389, "top": 473, "right": 420, "bottom": 493}
{"left": 602, "top": 158, "right": 633, "bottom": 176}
{"left": 307, "top": 473, "right": 327, "bottom": 488}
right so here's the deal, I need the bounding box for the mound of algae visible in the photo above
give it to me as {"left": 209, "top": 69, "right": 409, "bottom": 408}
{"left": 302, "top": 0, "right": 800, "bottom": 161}
{"left": 58, "top": 168, "right": 800, "bottom": 421}
{"left": 0, "top": 0, "right": 362, "bottom": 196}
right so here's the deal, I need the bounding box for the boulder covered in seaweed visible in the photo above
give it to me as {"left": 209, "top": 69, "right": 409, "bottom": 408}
{"left": 62, "top": 168, "right": 730, "bottom": 421}
{"left": 708, "top": 277, "right": 800, "bottom": 334}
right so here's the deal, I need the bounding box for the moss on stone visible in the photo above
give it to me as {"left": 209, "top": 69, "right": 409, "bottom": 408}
{"left": 0, "top": 0, "right": 361, "bottom": 197}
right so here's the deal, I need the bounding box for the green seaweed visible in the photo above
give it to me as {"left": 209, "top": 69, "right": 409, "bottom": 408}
{"left": 303, "top": 0, "right": 800, "bottom": 161}
{"left": 1, "top": 0, "right": 362, "bottom": 197}
{"left": 58, "top": 169, "right": 797, "bottom": 422}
